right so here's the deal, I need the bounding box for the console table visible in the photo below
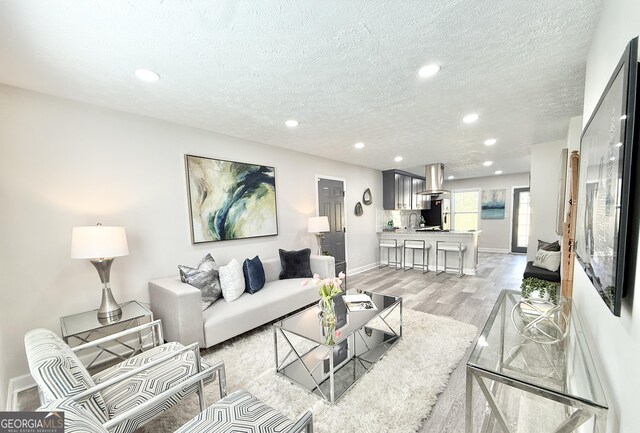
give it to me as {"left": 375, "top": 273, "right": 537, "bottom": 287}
{"left": 466, "top": 290, "right": 607, "bottom": 433}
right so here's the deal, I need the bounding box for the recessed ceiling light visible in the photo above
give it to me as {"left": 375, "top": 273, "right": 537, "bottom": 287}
{"left": 494, "top": 170, "right": 503, "bottom": 175}
{"left": 285, "top": 119, "right": 299, "bottom": 128}
{"left": 418, "top": 64, "right": 441, "bottom": 79}
{"left": 447, "top": 175, "right": 455, "bottom": 180}
{"left": 483, "top": 161, "right": 493, "bottom": 167}
{"left": 484, "top": 138, "right": 497, "bottom": 146}
{"left": 394, "top": 156, "right": 403, "bottom": 162}
{"left": 135, "top": 69, "right": 160, "bottom": 82}
{"left": 610, "top": 156, "right": 616, "bottom": 161}
{"left": 621, "top": 115, "right": 628, "bottom": 120}
{"left": 463, "top": 113, "right": 479, "bottom": 124}
{"left": 616, "top": 142, "right": 623, "bottom": 147}
{"left": 354, "top": 142, "right": 365, "bottom": 149}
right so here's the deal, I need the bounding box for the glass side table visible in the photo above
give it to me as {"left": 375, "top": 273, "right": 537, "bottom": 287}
{"left": 466, "top": 290, "right": 608, "bottom": 433}
{"left": 60, "top": 300, "right": 154, "bottom": 367}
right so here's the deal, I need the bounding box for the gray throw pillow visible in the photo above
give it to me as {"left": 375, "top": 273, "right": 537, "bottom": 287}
{"left": 178, "top": 253, "right": 222, "bottom": 302}
{"left": 537, "top": 239, "right": 561, "bottom": 252}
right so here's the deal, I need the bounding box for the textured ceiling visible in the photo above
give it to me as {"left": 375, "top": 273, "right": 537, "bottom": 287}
{"left": 0, "top": 0, "right": 601, "bottom": 179}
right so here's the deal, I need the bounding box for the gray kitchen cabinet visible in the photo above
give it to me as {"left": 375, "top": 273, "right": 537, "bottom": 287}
{"left": 382, "top": 169, "right": 426, "bottom": 210}
{"left": 412, "top": 178, "right": 427, "bottom": 209}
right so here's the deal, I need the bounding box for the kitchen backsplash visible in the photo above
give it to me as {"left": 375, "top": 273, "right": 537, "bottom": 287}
{"left": 376, "top": 209, "right": 423, "bottom": 232}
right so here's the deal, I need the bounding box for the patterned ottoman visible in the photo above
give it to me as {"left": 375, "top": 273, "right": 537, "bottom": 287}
{"left": 175, "top": 390, "right": 307, "bottom": 433}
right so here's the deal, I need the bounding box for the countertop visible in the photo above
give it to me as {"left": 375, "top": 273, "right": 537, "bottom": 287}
{"left": 379, "top": 229, "right": 480, "bottom": 235}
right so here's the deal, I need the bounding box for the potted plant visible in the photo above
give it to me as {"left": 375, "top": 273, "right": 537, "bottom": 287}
{"left": 520, "top": 277, "right": 559, "bottom": 304}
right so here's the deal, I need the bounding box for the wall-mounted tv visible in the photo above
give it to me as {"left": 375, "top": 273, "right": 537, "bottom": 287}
{"left": 575, "top": 37, "right": 640, "bottom": 316}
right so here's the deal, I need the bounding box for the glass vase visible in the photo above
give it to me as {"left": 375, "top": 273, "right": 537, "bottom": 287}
{"left": 319, "top": 298, "right": 336, "bottom": 327}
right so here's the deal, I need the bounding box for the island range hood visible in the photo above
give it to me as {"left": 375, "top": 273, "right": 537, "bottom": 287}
{"left": 417, "top": 163, "right": 450, "bottom": 195}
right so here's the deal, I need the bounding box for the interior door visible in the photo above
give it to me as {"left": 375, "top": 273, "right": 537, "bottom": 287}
{"left": 511, "top": 187, "right": 531, "bottom": 253}
{"left": 318, "top": 178, "right": 346, "bottom": 277}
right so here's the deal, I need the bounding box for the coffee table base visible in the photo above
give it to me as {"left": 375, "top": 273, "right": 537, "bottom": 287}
{"left": 274, "top": 300, "right": 402, "bottom": 403}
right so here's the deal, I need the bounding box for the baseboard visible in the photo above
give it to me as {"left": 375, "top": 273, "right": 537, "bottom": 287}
{"left": 7, "top": 373, "right": 35, "bottom": 410}
{"left": 347, "top": 262, "right": 378, "bottom": 276}
{"left": 479, "top": 248, "right": 511, "bottom": 254}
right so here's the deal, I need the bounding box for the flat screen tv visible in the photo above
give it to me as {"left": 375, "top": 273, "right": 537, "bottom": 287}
{"left": 575, "top": 37, "right": 640, "bottom": 316}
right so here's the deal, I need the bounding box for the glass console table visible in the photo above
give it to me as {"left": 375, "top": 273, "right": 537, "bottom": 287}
{"left": 466, "top": 290, "right": 608, "bottom": 433}
{"left": 60, "top": 300, "right": 154, "bottom": 367}
{"left": 274, "top": 290, "right": 402, "bottom": 403}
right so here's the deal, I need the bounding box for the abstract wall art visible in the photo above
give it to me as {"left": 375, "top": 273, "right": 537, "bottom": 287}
{"left": 481, "top": 189, "right": 506, "bottom": 220}
{"left": 185, "top": 154, "right": 278, "bottom": 243}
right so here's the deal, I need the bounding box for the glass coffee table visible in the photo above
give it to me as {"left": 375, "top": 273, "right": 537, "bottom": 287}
{"left": 273, "top": 290, "right": 402, "bottom": 403}
{"left": 466, "top": 290, "right": 608, "bottom": 433}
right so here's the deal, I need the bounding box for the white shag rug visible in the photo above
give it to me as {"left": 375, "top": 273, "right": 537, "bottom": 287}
{"left": 140, "top": 309, "right": 477, "bottom": 433}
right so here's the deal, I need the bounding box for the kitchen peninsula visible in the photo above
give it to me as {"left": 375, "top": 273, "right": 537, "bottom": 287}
{"left": 378, "top": 229, "right": 479, "bottom": 275}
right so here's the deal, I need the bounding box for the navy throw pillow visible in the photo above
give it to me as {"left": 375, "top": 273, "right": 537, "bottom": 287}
{"left": 279, "top": 248, "right": 313, "bottom": 279}
{"left": 243, "top": 256, "right": 266, "bottom": 294}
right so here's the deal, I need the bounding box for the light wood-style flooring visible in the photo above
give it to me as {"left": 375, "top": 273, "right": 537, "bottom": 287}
{"left": 347, "top": 252, "right": 527, "bottom": 433}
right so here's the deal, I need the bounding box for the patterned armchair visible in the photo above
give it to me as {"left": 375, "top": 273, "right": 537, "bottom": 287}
{"left": 24, "top": 320, "right": 225, "bottom": 433}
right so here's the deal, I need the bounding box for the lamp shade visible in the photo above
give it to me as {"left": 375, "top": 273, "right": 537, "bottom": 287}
{"left": 71, "top": 225, "right": 129, "bottom": 259}
{"left": 307, "top": 216, "right": 330, "bottom": 233}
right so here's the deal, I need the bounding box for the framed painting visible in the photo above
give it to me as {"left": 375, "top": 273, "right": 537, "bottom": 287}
{"left": 575, "top": 37, "right": 639, "bottom": 316}
{"left": 185, "top": 154, "right": 278, "bottom": 243}
{"left": 481, "top": 189, "right": 506, "bottom": 220}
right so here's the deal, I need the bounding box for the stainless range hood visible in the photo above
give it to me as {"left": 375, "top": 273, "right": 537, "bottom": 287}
{"left": 417, "top": 163, "right": 450, "bottom": 195}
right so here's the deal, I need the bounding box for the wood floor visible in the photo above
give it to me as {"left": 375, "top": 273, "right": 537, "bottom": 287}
{"left": 347, "top": 252, "right": 527, "bottom": 433}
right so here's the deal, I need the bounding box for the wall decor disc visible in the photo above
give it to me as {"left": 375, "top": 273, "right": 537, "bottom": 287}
{"left": 363, "top": 188, "right": 373, "bottom": 205}
{"left": 355, "top": 202, "right": 363, "bottom": 216}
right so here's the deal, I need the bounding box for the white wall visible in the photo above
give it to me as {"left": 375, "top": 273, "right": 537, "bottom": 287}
{"left": 0, "top": 84, "right": 382, "bottom": 406}
{"left": 527, "top": 140, "right": 567, "bottom": 260}
{"left": 443, "top": 173, "right": 530, "bottom": 252}
{"left": 0, "top": 329, "right": 6, "bottom": 410}
{"left": 571, "top": 1, "right": 640, "bottom": 431}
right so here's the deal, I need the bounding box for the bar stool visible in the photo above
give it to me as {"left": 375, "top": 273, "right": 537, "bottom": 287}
{"left": 379, "top": 239, "right": 402, "bottom": 270}
{"left": 435, "top": 241, "right": 466, "bottom": 277}
{"left": 403, "top": 240, "right": 431, "bottom": 273}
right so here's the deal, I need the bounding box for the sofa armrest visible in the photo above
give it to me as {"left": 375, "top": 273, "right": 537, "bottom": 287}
{"left": 310, "top": 255, "right": 335, "bottom": 279}
{"left": 148, "top": 277, "right": 204, "bottom": 347}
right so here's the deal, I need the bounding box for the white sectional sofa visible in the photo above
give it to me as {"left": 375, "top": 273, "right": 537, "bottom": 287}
{"left": 148, "top": 255, "right": 335, "bottom": 348}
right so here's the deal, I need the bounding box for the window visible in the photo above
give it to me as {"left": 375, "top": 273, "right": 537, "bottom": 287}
{"left": 452, "top": 189, "right": 479, "bottom": 231}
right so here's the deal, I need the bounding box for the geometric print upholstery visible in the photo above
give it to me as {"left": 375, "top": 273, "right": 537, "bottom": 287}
{"left": 92, "top": 342, "right": 215, "bottom": 433}
{"left": 24, "top": 329, "right": 109, "bottom": 423}
{"left": 173, "top": 390, "right": 294, "bottom": 433}
{"left": 37, "top": 398, "right": 109, "bottom": 433}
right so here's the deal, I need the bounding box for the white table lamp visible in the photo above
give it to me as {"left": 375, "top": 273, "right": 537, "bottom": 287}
{"left": 71, "top": 224, "right": 129, "bottom": 320}
{"left": 308, "top": 216, "right": 330, "bottom": 255}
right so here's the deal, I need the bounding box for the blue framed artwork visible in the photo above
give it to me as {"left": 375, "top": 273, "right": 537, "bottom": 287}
{"left": 185, "top": 154, "right": 278, "bottom": 243}
{"left": 481, "top": 189, "right": 506, "bottom": 220}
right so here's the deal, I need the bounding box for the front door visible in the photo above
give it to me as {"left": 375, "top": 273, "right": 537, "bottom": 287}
{"left": 511, "top": 187, "right": 531, "bottom": 253}
{"left": 318, "top": 178, "right": 346, "bottom": 277}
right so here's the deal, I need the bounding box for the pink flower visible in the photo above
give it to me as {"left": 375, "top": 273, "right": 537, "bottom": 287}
{"left": 338, "top": 271, "right": 346, "bottom": 279}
